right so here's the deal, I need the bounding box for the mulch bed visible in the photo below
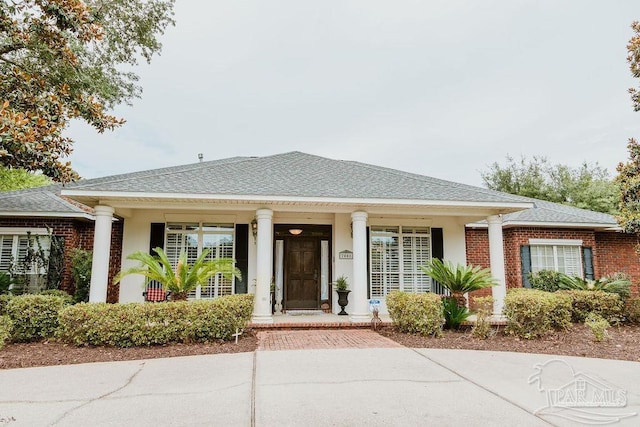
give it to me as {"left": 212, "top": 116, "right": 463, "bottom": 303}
{"left": 1, "top": 324, "right": 639, "bottom": 369}
{"left": 378, "top": 323, "right": 640, "bottom": 362}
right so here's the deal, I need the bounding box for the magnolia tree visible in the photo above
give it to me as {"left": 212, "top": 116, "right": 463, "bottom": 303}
{"left": 0, "top": 0, "right": 175, "bottom": 182}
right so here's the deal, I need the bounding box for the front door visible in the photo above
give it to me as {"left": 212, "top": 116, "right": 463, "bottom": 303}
{"left": 285, "top": 238, "right": 320, "bottom": 309}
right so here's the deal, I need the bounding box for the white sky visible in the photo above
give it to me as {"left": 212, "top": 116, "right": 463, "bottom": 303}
{"left": 68, "top": 0, "right": 640, "bottom": 186}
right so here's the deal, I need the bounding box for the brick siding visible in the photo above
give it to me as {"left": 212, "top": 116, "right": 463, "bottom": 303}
{"left": 0, "top": 217, "right": 123, "bottom": 302}
{"left": 465, "top": 227, "right": 640, "bottom": 301}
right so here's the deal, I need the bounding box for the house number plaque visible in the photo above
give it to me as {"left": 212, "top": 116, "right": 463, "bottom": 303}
{"left": 339, "top": 250, "right": 353, "bottom": 260}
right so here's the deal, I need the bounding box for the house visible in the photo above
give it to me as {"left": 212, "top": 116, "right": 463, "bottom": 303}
{"left": 0, "top": 152, "right": 637, "bottom": 322}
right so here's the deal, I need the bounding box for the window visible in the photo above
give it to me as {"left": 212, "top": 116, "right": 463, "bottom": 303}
{"left": 0, "top": 230, "right": 50, "bottom": 293}
{"left": 529, "top": 239, "right": 583, "bottom": 277}
{"left": 165, "top": 223, "right": 235, "bottom": 299}
{"left": 370, "top": 226, "right": 431, "bottom": 298}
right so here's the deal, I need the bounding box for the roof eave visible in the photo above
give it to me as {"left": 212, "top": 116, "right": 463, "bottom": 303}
{"left": 467, "top": 220, "right": 621, "bottom": 231}
{"left": 0, "top": 211, "right": 96, "bottom": 220}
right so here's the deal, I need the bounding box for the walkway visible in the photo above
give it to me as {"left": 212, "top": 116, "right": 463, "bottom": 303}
{"left": 257, "top": 330, "right": 402, "bottom": 350}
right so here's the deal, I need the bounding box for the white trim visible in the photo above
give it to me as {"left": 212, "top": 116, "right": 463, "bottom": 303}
{"left": 467, "top": 221, "right": 617, "bottom": 230}
{"left": 0, "top": 211, "right": 95, "bottom": 220}
{"left": 528, "top": 238, "right": 583, "bottom": 246}
{"left": 164, "top": 214, "right": 237, "bottom": 223}
{"left": 0, "top": 227, "right": 49, "bottom": 235}
{"left": 61, "top": 189, "right": 533, "bottom": 210}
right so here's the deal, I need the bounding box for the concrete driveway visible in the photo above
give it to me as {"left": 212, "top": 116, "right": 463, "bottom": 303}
{"left": 0, "top": 344, "right": 638, "bottom": 426}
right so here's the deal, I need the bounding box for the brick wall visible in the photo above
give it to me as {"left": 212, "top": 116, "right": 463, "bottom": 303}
{"left": 0, "top": 217, "right": 123, "bottom": 302}
{"left": 464, "top": 227, "right": 640, "bottom": 299}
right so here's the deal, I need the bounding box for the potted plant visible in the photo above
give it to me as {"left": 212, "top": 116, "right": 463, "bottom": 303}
{"left": 334, "top": 275, "right": 350, "bottom": 315}
{"left": 115, "top": 247, "right": 241, "bottom": 301}
{"left": 421, "top": 258, "right": 497, "bottom": 308}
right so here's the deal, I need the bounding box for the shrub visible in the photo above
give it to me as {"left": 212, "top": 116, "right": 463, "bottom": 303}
{"left": 0, "top": 315, "right": 12, "bottom": 349}
{"left": 503, "top": 289, "right": 571, "bottom": 339}
{"left": 472, "top": 296, "right": 494, "bottom": 339}
{"left": 70, "top": 249, "right": 92, "bottom": 303}
{"left": 5, "top": 294, "right": 70, "bottom": 342}
{"left": 557, "top": 290, "right": 623, "bottom": 323}
{"left": 559, "top": 275, "right": 631, "bottom": 301}
{"left": 58, "top": 294, "right": 254, "bottom": 347}
{"left": 585, "top": 312, "right": 610, "bottom": 342}
{"left": 442, "top": 297, "right": 470, "bottom": 329}
{"left": 625, "top": 297, "right": 640, "bottom": 324}
{"left": 0, "top": 294, "right": 13, "bottom": 315}
{"left": 527, "top": 270, "right": 564, "bottom": 293}
{"left": 386, "top": 291, "right": 444, "bottom": 337}
{"left": 39, "top": 289, "right": 74, "bottom": 305}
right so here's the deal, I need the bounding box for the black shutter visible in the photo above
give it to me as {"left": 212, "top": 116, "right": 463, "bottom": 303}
{"left": 235, "top": 224, "right": 249, "bottom": 294}
{"left": 149, "top": 223, "right": 165, "bottom": 255}
{"left": 366, "top": 226, "right": 370, "bottom": 299}
{"left": 432, "top": 228, "right": 444, "bottom": 260}
{"left": 521, "top": 245, "right": 532, "bottom": 288}
{"left": 582, "top": 247, "right": 594, "bottom": 280}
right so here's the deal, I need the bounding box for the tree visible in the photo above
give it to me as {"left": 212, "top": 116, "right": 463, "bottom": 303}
{"left": 0, "top": 166, "right": 51, "bottom": 191}
{"left": 616, "top": 138, "right": 640, "bottom": 234}
{"left": 0, "top": 0, "right": 175, "bottom": 182}
{"left": 481, "top": 155, "right": 618, "bottom": 214}
{"left": 628, "top": 21, "right": 640, "bottom": 111}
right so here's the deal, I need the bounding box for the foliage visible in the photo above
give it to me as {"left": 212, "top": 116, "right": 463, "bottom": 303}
{"left": 334, "top": 275, "right": 348, "bottom": 291}
{"left": 0, "top": 167, "right": 51, "bottom": 191}
{"left": 625, "top": 297, "right": 640, "bottom": 323}
{"left": 527, "top": 270, "right": 565, "bottom": 293}
{"left": 558, "top": 274, "right": 631, "bottom": 300}
{"left": 503, "top": 289, "right": 572, "bottom": 339}
{"left": 616, "top": 138, "right": 640, "bottom": 234}
{"left": 386, "top": 291, "right": 444, "bottom": 337}
{"left": 472, "top": 296, "right": 494, "bottom": 339}
{"left": 421, "top": 258, "right": 497, "bottom": 307}
{"left": 45, "top": 235, "right": 65, "bottom": 290}
{"left": 442, "top": 297, "right": 470, "bottom": 330}
{"left": 5, "top": 294, "right": 70, "bottom": 342}
{"left": 0, "top": 0, "right": 175, "bottom": 181}
{"left": 556, "top": 290, "right": 623, "bottom": 323}
{"left": 628, "top": 21, "right": 640, "bottom": 111}
{"left": 115, "top": 247, "right": 241, "bottom": 301}
{"left": 482, "top": 155, "right": 617, "bottom": 214}
{"left": 70, "top": 249, "right": 92, "bottom": 303}
{"left": 0, "top": 315, "right": 11, "bottom": 349}
{"left": 58, "top": 294, "right": 254, "bottom": 347}
{"left": 585, "top": 312, "right": 610, "bottom": 342}
{"left": 39, "top": 289, "right": 73, "bottom": 305}
{"left": 8, "top": 231, "right": 49, "bottom": 294}
{"left": 0, "top": 271, "right": 17, "bottom": 295}
{"left": 0, "top": 294, "right": 11, "bottom": 314}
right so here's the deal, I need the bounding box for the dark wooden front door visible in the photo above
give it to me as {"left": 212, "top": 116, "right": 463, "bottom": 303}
{"left": 285, "top": 238, "right": 319, "bottom": 309}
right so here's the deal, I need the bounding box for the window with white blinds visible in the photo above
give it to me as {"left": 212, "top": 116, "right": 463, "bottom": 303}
{"left": 165, "top": 223, "right": 235, "bottom": 299}
{"left": 0, "top": 232, "right": 50, "bottom": 293}
{"left": 530, "top": 244, "right": 582, "bottom": 277}
{"left": 370, "top": 226, "right": 431, "bottom": 298}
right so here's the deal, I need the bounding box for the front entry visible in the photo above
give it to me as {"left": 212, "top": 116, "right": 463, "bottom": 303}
{"left": 285, "top": 238, "right": 319, "bottom": 309}
{"left": 274, "top": 224, "right": 332, "bottom": 312}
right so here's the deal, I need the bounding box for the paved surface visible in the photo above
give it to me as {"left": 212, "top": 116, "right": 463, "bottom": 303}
{"left": 0, "top": 339, "right": 639, "bottom": 426}
{"left": 257, "top": 330, "right": 402, "bottom": 350}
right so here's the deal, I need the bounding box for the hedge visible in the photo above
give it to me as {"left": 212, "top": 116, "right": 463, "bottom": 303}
{"left": 503, "top": 289, "right": 571, "bottom": 339}
{"left": 626, "top": 297, "right": 640, "bottom": 324}
{"left": 0, "top": 294, "right": 12, "bottom": 315}
{"left": 58, "top": 294, "right": 254, "bottom": 347}
{"left": 0, "top": 315, "right": 11, "bottom": 349}
{"left": 556, "top": 290, "right": 623, "bottom": 323}
{"left": 386, "top": 291, "right": 444, "bottom": 337}
{"left": 5, "top": 294, "right": 70, "bottom": 342}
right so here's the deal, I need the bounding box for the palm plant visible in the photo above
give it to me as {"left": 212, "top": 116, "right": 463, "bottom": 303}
{"left": 421, "top": 258, "right": 497, "bottom": 307}
{"left": 115, "top": 247, "right": 241, "bottom": 301}
{"left": 442, "top": 296, "right": 471, "bottom": 329}
{"left": 558, "top": 274, "right": 631, "bottom": 300}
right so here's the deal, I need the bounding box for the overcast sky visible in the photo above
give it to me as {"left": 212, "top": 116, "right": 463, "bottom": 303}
{"left": 68, "top": 0, "right": 640, "bottom": 187}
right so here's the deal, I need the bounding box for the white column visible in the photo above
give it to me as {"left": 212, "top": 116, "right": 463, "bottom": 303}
{"left": 89, "top": 205, "right": 114, "bottom": 303}
{"left": 252, "top": 208, "right": 274, "bottom": 323}
{"left": 350, "top": 211, "right": 370, "bottom": 322}
{"left": 487, "top": 215, "right": 507, "bottom": 316}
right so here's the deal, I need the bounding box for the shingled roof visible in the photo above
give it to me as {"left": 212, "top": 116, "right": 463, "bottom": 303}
{"left": 0, "top": 184, "right": 93, "bottom": 218}
{"left": 63, "top": 151, "right": 528, "bottom": 204}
